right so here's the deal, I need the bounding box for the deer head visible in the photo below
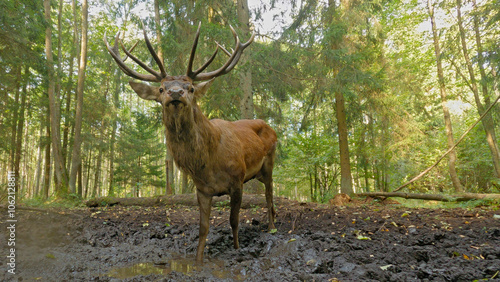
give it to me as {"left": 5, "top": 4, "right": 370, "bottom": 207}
{"left": 104, "top": 23, "right": 254, "bottom": 113}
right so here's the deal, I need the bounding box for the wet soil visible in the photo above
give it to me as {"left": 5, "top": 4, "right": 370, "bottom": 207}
{"left": 1, "top": 195, "right": 499, "bottom": 281}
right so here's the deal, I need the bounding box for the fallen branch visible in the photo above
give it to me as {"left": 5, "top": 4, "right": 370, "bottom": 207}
{"left": 85, "top": 194, "right": 292, "bottom": 208}
{"left": 393, "top": 92, "right": 500, "bottom": 192}
{"left": 357, "top": 192, "right": 500, "bottom": 202}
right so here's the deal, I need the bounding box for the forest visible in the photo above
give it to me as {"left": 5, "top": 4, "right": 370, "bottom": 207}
{"left": 1, "top": 0, "right": 500, "bottom": 203}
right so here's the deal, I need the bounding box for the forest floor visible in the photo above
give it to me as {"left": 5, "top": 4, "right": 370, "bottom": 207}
{"left": 1, "top": 194, "right": 500, "bottom": 281}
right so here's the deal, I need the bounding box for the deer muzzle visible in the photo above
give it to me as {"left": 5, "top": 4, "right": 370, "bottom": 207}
{"left": 168, "top": 88, "right": 184, "bottom": 100}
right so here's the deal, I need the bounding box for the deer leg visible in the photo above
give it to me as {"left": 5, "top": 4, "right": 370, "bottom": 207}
{"left": 196, "top": 192, "right": 212, "bottom": 263}
{"left": 264, "top": 177, "right": 276, "bottom": 231}
{"left": 261, "top": 155, "right": 276, "bottom": 231}
{"left": 229, "top": 186, "right": 243, "bottom": 249}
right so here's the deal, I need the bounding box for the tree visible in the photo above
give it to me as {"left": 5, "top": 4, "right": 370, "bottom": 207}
{"left": 455, "top": 0, "right": 500, "bottom": 178}
{"left": 44, "top": 0, "right": 68, "bottom": 196}
{"left": 427, "top": 0, "right": 463, "bottom": 192}
{"left": 236, "top": 0, "right": 254, "bottom": 119}
{"left": 69, "top": 0, "right": 88, "bottom": 195}
{"left": 154, "top": 0, "right": 174, "bottom": 194}
{"left": 114, "top": 112, "right": 165, "bottom": 197}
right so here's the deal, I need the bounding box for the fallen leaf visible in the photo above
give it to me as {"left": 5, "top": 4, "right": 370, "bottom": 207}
{"left": 45, "top": 253, "right": 55, "bottom": 259}
{"left": 380, "top": 264, "right": 393, "bottom": 270}
{"left": 356, "top": 235, "right": 371, "bottom": 240}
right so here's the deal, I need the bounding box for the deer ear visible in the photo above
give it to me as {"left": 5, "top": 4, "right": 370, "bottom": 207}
{"left": 194, "top": 78, "right": 215, "bottom": 98}
{"left": 129, "top": 81, "right": 160, "bottom": 101}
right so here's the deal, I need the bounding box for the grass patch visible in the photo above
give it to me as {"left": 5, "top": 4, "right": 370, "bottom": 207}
{"left": 396, "top": 197, "right": 500, "bottom": 209}
{"left": 21, "top": 195, "right": 85, "bottom": 209}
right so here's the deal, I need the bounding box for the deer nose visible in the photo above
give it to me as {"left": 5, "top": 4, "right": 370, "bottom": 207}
{"left": 168, "top": 89, "right": 184, "bottom": 100}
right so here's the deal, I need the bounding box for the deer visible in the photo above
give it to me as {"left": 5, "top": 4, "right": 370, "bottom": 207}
{"left": 104, "top": 22, "right": 277, "bottom": 262}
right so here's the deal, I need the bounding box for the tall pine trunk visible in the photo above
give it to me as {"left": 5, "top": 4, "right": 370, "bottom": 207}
{"left": 42, "top": 122, "right": 51, "bottom": 199}
{"left": 44, "top": 0, "right": 68, "bottom": 196}
{"left": 428, "top": 0, "right": 463, "bottom": 192}
{"left": 69, "top": 0, "right": 88, "bottom": 194}
{"left": 62, "top": 0, "right": 79, "bottom": 173}
{"left": 154, "top": 0, "right": 174, "bottom": 194}
{"left": 335, "top": 90, "right": 353, "bottom": 194}
{"left": 14, "top": 67, "right": 28, "bottom": 189}
{"left": 9, "top": 67, "right": 21, "bottom": 170}
{"left": 237, "top": 0, "right": 254, "bottom": 119}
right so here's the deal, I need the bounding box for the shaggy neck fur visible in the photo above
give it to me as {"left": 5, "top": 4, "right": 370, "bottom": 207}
{"left": 163, "top": 102, "right": 220, "bottom": 177}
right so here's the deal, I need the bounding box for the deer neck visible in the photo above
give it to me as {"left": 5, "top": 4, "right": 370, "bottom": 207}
{"left": 163, "top": 104, "right": 220, "bottom": 175}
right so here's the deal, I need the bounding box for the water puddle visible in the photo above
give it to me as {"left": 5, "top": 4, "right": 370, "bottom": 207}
{"left": 107, "top": 255, "right": 245, "bottom": 280}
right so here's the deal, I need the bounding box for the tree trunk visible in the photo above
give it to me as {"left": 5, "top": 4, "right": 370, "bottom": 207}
{"left": 335, "top": 90, "right": 354, "bottom": 195}
{"left": 14, "top": 67, "right": 28, "bottom": 188}
{"left": 62, "top": 0, "right": 79, "bottom": 173}
{"left": 108, "top": 118, "right": 117, "bottom": 196}
{"left": 153, "top": 0, "right": 174, "bottom": 194}
{"left": 69, "top": 0, "right": 88, "bottom": 194}
{"left": 42, "top": 123, "right": 51, "bottom": 200}
{"left": 93, "top": 144, "right": 103, "bottom": 198}
{"left": 236, "top": 0, "right": 254, "bottom": 119}
{"left": 9, "top": 67, "right": 21, "bottom": 169}
{"left": 182, "top": 172, "right": 189, "bottom": 194}
{"left": 44, "top": 0, "right": 68, "bottom": 196}
{"left": 85, "top": 149, "right": 92, "bottom": 198}
{"left": 460, "top": 0, "right": 500, "bottom": 177}
{"left": 428, "top": 0, "right": 463, "bottom": 192}
{"left": 34, "top": 125, "right": 44, "bottom": 197}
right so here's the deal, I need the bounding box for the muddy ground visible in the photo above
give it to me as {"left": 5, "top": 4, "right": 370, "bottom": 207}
{"left": 1, "top": 194, "right": 499, "bottom": 281}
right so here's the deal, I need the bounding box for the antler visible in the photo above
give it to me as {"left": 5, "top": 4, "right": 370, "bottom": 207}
{"left": 104, "top": 22, "right": 167, "bottom": 83}
{"left": 186, "top": 23, "right": 255, "bottom": 81}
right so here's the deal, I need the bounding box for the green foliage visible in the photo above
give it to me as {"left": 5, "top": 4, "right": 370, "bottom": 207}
{"left": 114, "top": 111, "right": 165, "bottom": 195}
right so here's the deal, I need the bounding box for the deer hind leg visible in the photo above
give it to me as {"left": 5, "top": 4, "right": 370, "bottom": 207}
{"left": 196, "top": 192, "right": 212, "bottom": 263}
{"left": 260, "top": 154, "right": 276, "bottom": 231}
{"left": 229, "top": 186, "right": 243, "bottom": 249}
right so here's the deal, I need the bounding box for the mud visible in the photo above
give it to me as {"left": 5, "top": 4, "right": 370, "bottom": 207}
{"left": 1, "top": 196, "right": 499, "bottom": 281}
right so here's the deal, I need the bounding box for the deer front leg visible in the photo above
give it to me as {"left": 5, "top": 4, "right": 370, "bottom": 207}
{"left": 230, "top": 185, "right": 243, "bottom": 249}
{"left": 196, "top": 192, "right": 212, "bottom": 263}
{"left": 264, "top": 178, "right": 276, "bottom": 231}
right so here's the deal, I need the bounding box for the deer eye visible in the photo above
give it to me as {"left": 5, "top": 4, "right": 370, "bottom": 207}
{"left": 189, "top": 87, "right": 195, "bottom": 93}
{"left": 159, "top": 87, "right": 164, "bottom": 93}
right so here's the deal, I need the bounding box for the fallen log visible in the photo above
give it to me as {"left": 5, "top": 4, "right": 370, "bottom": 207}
{"left": 85, "top": 193, "right": 293, "bottom": 208}
{"left": 357, "top": 192, "right": 500, "bottom": 202}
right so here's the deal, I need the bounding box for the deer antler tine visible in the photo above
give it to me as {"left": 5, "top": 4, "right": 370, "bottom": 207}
{"left": 104, "top": 31, "right": 159, "bottom": 82}
{"left": 192, "top": 46, "right": 220, "bottom": 76}
{"left": 141, "top": 20, "right": 167, "bottom": 78}
{"left": 187, "top": 22, "right": 202, "bottom": 77}
{"left": 242, "top": 32, "right": 255, "bottom": 48}
{"left": 119, "top": 41, "right": 163, "bottom": 80}
{"left": 216, "top": 42, "right": 232, "bottom": 57}
{"left": 187, "top": 24, "right": 254, "bottom": 81}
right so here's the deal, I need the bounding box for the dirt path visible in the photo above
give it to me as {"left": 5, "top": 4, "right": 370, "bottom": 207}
{"left": 1, "top": 196, "right": 499, "bottom": 281}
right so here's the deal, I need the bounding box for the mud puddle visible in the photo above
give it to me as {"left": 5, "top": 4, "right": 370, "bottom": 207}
{"left": 106, "top": 254, "right": 245, "bottom": 280}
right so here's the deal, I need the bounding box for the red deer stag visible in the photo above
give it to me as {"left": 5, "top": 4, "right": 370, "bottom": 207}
{"left": 104, "top": 23, "right": 277, "bottom": 262}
